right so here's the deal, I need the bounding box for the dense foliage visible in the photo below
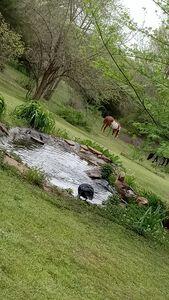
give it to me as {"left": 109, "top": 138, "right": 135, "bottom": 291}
{"left": 56, "top": 105, "right": 90, "bottom": 131}
{"left": 0, "top": 14, "right": 24, "bottom": 69}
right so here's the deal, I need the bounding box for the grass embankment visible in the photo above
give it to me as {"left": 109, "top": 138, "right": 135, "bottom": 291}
{"left": 1, "top": 168, "right": 169, "bottom": 299}
{"left": 0, "top": 66, "right": 169, "bottom": 299}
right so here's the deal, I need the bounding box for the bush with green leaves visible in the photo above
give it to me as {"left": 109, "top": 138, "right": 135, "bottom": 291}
{"left": 14, "top": 101, "right": 55, "bottom": 133}
{"left": 10, "top": 60, "right": 29, "bottom": 76}
{"left": 101, "top": 163, "right": 113, "bottom": 181}
{"left": 25, "top": 167, "right": 45, "bottom": 187}
{"left": 108, "top": 174, "right": 116, "bottom": 186}
{"left": 56, "top": 105, "right": 90, "bottom": 131}
{"left": 0, "top": 94, "right": 6, "bottom": 117}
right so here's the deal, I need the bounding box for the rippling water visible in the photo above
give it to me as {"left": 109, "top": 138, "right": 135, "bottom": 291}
{"left": 0, "top": 129, "right": 112, "bottom": 204}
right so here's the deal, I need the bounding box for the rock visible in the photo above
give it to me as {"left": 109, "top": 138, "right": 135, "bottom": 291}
{"left": 86, "top": 168, "right": 102, "bottom": 179}
{"left": 101, "top": 155, "right": 112, "bottom": 163}
{"left": 0, "top": 123, "right": 8, "bottom": 136}
{"left": 80, "top": 148, "right": 88, "bottom": 154}
{"left": 136, "top": 196, "right": 149, "bottom": 206}
{"left": 86, "top": 159, "right": 98, "bottom": 166}
{"left": 78, "top": 184, "right": 94, "bottom": 200}
{"left": 65, "top": 140, "right": 76, "bottom": 147}
{"left": 78, "top": 150, "right": 99, "bottom": 166}
{"left": 31, "top": 135, "right": 44, "bottom": 145}
{"left": 119, "top": 202, "right": 127, "bottom": 208}
{"left": 87, "top": 146, "right": 103, "bottom": 156}
{"left": 95, "top": 179, "right": 116, "bottom": 194}
{"left": 80, "top": 145, "right": 89, "bottom": 151}
{"left": 4, "top": 154, "right": 28, "bottom": 174}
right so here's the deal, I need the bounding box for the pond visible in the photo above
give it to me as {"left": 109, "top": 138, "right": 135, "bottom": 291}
{"left": 0, "top": 128, "right": 115, "bottom": 205}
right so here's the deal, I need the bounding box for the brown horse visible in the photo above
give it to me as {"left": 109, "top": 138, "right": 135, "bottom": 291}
{"left": 101, "top": 116, "right": 121, "bottom": 138}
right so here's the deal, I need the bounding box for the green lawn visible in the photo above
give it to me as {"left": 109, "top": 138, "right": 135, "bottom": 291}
{"left": 1, "top": 168, "right": 169, "bottom": 300}
{"left": 0, "top": 67, "right": 169, "bottom": 299}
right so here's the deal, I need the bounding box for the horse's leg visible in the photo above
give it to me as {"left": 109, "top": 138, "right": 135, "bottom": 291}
{"left": 114, "top": 129, "right": 119, "bottom": 139}
{"left": 103, "top": 123, "right": 108, "bottom": 132}
{"left": 101, "top": 123, "right": 104, "bottom": 132}
{"left": 107, "top": 126, "right": 111, "bottom": 136}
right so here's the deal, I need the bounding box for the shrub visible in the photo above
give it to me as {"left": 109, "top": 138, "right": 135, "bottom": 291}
{"left": 0, "top": 94, "right": 6, "bottom": 117}
{"left": 0, "top": 16, "right": 24, "bottom": 69}
{"left": 10, "top": 60, "right": 29, "bottom": 76}
{"left": 108, "top": 174, "right": 116, "bottom": 186}
{"left": 103, "top": 192, "right": 167, "bottom": 241}
{"left": 56, "top": 105, "right": 90, "bottom": 131}
{"left": 14, "top": 101, "right": 55, "bottom": 133}
{"left": 25, "top": 167, "right": 45, "bottom": 187}
{"left": 101, "top": 164, "right": 113, "bottom": 180}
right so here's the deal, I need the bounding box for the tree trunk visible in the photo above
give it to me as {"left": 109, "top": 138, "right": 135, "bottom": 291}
{"left": 43, "top": 77, "right": 62, "bottom": 101}
{"left": 33, "top": 72, "right": 50, "bottom": 100}
{"left": 32, "top": 63, "right": 57, "bottom": 100}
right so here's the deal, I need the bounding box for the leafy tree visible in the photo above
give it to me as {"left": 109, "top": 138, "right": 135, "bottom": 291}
{"left": 0, "top": 14, "right": 24, "bottom": 69}
{"left": 7, "top": 0, "right": 128, "bottom": 104}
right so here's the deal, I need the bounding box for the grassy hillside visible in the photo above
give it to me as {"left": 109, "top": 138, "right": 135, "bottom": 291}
{"left": 0, "top": 66, "right": 168, "bottom": 203}
{"left": 1, "top": 168, "right": 169, "bottom": 299}
{"left": 0, "top": 66, "right": 169, "bottom": 299}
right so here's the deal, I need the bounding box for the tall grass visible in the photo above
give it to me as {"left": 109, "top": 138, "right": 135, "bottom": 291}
{"left": 103, "top": 192, "right": 167, "bottom": 242}
{"left": 25, "top": 167, "right": 45, "bottom": 187}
